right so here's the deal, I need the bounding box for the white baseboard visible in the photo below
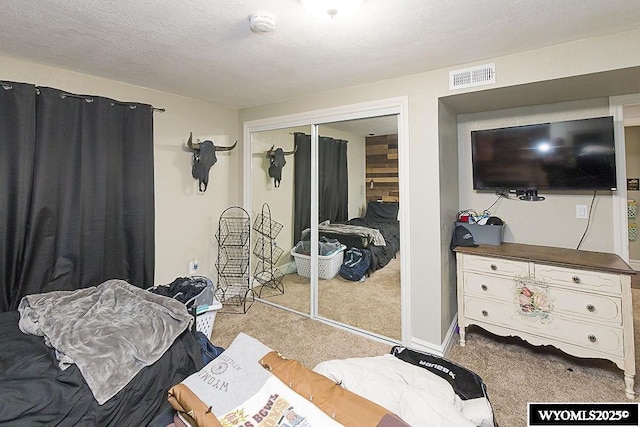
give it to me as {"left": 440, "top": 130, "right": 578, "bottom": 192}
{"left": 441, "top": 314, "right": 458, "bottom": 356}
{"left": 409, "top": 314, "right": 458, "bottom": 357}
{"left": 629, "top": 259, "right": 640, "bottom": 271}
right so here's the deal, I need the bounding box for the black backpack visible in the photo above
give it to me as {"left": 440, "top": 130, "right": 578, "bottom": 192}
{"left": 339, "top": 248, "right": 372, "bottom": 281}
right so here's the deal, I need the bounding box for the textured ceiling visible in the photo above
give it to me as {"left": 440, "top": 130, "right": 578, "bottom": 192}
{"left": 1, "top": 0, "right": 640, "bottom": 109}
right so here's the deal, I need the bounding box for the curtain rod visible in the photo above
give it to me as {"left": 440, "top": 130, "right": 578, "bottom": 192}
{"left": 290, "top": 132, "right": 349, "bottom": 142}
{"left": 57, "top": 91, "right": 166, "bottom": 113}
{"left": 1, "top": 81, "right": 165, "bottom": 112}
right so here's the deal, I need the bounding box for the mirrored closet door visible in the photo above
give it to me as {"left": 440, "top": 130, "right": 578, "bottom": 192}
{"left": 250, "top": 126, "right": 311, "bottom": 315}
{"left": 244, "top": 99, "right": 408, "bottom": 344}
{"left": 315, "top": 117, "right": 401, "bottom": 341}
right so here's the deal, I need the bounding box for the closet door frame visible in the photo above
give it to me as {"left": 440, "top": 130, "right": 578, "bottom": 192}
{"left": 242, "top": 97, "right": 411, "bottom": 345}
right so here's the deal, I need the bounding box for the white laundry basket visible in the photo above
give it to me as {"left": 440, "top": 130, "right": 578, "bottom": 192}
{"left": 291, "top": 245, "right": 346, "bottom": 280}
{"left": 195, "top": 300, "right": 223, "bottom": 338}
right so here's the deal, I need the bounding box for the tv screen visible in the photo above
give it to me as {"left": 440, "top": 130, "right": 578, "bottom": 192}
{"left": 471, "top": 116, "right": 617, "bottom": 191}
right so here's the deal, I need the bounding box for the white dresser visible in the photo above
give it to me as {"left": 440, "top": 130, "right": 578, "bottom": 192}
{"left": 454, "top": 243, "right": 636, "bottom": 399}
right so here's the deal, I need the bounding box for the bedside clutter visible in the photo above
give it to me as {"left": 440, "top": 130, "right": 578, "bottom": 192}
{"left": 453, "top": 210, "right": 505, "bottom": 247}
{"left": 454, "top": 221, "right": 505, "bottom": 246}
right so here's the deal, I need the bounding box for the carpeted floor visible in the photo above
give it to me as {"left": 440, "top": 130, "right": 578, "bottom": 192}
{"left": 210, "top": 300, "right": 390, "bottom": 369}
{"left": 447, "top": 324, "right": 636, "bottom": 427}
{"left": 211, "top": 288, "right": 640, "bottom": 427}
{"left": 254, "top": 256, "right": 402, "bottom": 340}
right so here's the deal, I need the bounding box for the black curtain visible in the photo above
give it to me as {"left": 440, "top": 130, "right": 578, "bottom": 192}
{"left": 0, "top": 82, "right": 155, "bottom": 312}
{"left": 293, "top": 132, "right": 348, "bottom": 244}
{"left": 293, "top": 132, "right": 311, "bottom": 246}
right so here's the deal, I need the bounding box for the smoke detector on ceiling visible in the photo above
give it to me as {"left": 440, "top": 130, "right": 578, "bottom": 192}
{"left": 249, "top": 12, "right": 276, "bottom": 34}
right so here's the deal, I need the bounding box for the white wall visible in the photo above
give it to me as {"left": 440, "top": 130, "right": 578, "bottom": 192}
{"left": 457, "top": 98, "right": 613, "bottom": 252}
{"left": 239, "top": 28, "right": 640, "bottom": 349}
{"left": 1, "top": 54, "right": 240, "bottom": 286}
{"left": 438, "top": 100, "right": 461, "bottom": 340}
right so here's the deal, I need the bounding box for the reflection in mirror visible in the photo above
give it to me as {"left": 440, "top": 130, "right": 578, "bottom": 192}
{"left": 249, "top": 116, "right": 402, "bottom": 342}
{"left": 318, "top": 115, "right": 402, "bottom": 341}
{"left": 315, "top": 116, "right": 401, "bottom": 341}
{"left": 251, "top": 127, "right": 310, "bottom": 315}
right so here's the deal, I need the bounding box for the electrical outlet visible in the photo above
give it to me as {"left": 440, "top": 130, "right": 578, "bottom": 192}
{"left": 576, "top": 205, "right": 588, "bottom": 219}
{"left": 188, "top": 258, "right": 199, "bottom": 275}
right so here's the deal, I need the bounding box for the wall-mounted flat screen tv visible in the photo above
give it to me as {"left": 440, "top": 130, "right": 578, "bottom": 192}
{"left": 471, "top": 116, "right": 617, "bottom": 192}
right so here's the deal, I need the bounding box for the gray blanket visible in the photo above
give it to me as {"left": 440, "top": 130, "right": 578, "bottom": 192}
{"left": 302, "top": 220, "right": 387, "bottom": 246}
{"left": 18, "top": 279, "right": 193, "bottom": 405}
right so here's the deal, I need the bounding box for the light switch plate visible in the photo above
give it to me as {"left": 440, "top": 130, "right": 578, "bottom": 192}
{"left": 576, "top": 205, "right": 588, "bottom": 219}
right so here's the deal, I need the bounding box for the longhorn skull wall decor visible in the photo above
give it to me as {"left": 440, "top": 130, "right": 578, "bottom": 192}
{"left": 186, "top": 132, "right": 237, "bottom": 192}
{"left": 266, "top": 145, "right": 297, "bottom": 187}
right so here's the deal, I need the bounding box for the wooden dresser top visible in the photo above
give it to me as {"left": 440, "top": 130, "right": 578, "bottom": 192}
{"left": 454, "top": 242, "right": 635, "bottom": 275}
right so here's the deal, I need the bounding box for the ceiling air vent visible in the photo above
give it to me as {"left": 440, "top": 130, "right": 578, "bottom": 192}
{"left": 449, "top": 63, "right": 496, "bottom": 90}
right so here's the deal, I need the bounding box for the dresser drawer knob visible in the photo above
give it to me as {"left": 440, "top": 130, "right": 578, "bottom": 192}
{"left": 481, "top": 310, "right": 488, "bottom": 317}
{"left": 586, "top": 304, "right": 595, "bottom": 313}
{"left": 588, "top": 334, "right": 597, "bottom": 343}
{"left": 572, "top": 275, "right": 581, "bottom": 284}
{"left": 481, "top": 284, "right": 488, "bottom": 291}
{"left": 490, "top": 264, "right": 497, "bottom": 271}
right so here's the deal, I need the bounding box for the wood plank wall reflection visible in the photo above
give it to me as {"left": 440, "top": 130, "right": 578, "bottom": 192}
{"left": 365, "top": 134, "right": 399, "bottom": 202}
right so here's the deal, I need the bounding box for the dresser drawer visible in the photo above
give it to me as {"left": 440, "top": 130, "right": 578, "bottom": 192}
{"left": 464, "top": 297, "right": 624, "bottom": 356}
{"left": 534, "top": 264, "right": 621, "bottom": 295}
{"left": 465, "top": 274, "right": 622, "bottom": 323}
{"left": 551, "top": 287, "right": 621, "bottom": 323}
{"left": 462, "top": 255, "right": 529, "bottom": 277}
{"left": 464, "top": 272, "right": 514, "bottom": 302}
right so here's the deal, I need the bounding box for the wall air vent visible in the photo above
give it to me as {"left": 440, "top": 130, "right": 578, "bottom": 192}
{"left": 449, "top": 63, "right": 496, "bottom": 90}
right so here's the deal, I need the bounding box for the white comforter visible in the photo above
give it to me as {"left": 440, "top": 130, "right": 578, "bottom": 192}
{"left": 314, "top": 354, "right": 494, "bottom": 427}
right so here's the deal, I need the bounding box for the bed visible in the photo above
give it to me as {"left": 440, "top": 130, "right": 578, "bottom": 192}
{"left": 166, "top": 333, "right": 496, "bottom": 427}
{"left": 2, "top": 280, "right": 495, "bottom": 426}
{"left": 0, "top": 280, "right": 205, "bottom": 426}
{"left": 301, "top": 201, "right": 401, "bottom": 273}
